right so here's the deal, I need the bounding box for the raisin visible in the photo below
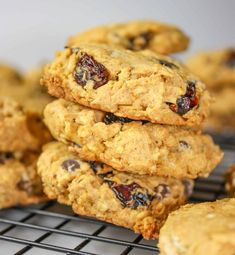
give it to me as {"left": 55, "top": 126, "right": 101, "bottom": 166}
{"left": 159, "top": 59, "right": 178, "bottom": 69}
{"left": 154, "top": 184, "right": 170, "bottom": 200}
{"left": 167, "top": 80, "right": 199, "bottom": 115}
{"left": 223, "top": 50, "right": 235, "bottom": 68}
{"left": 17, "top": 173, "right": 33, "bottom": 195}
{"left": 103, "top": 113, "right": 133, "bottom": 125}
{"left": 0, "top": 152, "right": 14, "bottom": 164}
{"left": 62, "top": 159, "right": 80, "bottom": 172}
{"left": 73, "top": 53, "right": 109, "bottom": 89}
{"left": 179, "top": 140, "right": 189, "bottom": 150}
{"left": 127, "top": 32, "right": 152, "bottom": 51}
{"left": 108, "top": 182, "right": 151, "bottom": 209}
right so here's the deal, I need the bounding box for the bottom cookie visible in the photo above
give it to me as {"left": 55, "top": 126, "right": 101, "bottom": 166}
{"left": 159, "top": 198, "right": 235, "bottom": 255}
{"left": 37, "top": 142, "right": 193, "bottom": 239}
{"left": 0, "top": 151, "right": 46, "bottom": 209}
{"left": 225, "top": 164, "right": 235, "bottom": 197}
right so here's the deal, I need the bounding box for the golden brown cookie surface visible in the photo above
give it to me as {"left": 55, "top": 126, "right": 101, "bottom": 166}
{"left": 0, "top": 151, "right": 46, "bottom": 209}
{"left": 38, "top": 142, "right": 192, "bottom": 239}
{"left": 159, "top": 199, "right": 235, "bottom": 255}
{"left": 41, "top": 44, "right": 211, "bottom": 126}
{"left": 67, "top": 20, "right": 189, "bottom": 55}
{"left": 43, "top": 99, "right": 223, "bottom": 178}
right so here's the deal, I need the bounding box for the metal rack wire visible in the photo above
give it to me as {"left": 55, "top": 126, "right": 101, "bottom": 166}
{"left": 0, "top": 135, "right": 234, "bottom": 255}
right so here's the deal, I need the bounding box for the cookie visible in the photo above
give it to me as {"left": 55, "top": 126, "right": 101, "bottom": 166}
{"left": 0, "top": 151, "right": 46, "bottom": 209}
{"left": 41, "top": 44, "right": 211, "bottom": 126}
{"left": 21, "top": 66, "right": 54, "bottom": 114}
{"left": 187, "top": 49, "right": 235, "bottom": 89}
{"left": 67, "top": 20, "right": 189, "bottom": 55}
{"left": 159, "top": 198, "right": 235, "bottom": 255}
{"left": 205, "top": 87, "right": 235, "bottom": 131}
{"left": 225, "top": 164, "right": 235, "bottom": 197}
{"left": 0, "top": 97, "right": 51, "bottom": 152}
{"left": 0, "top": 65, "right": 53, "bottom": 114}
{"left": 0, "top": 63, "right": 23, "bottom": 85}
{"left": 43, "top": 99, "right": 223, "bottom": 178}
{"left": 38, "top": 142, "right": 193, "bottom": 239}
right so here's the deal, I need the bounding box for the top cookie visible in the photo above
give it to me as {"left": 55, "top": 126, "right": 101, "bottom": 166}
{"left": 187, "top": 48, "right": 235, "bottom": 88}
{"left": 159, "top": 198, "right": 235, "bottom": 255}
{"left": 67, "top": 20, "right": 189, "bottom": 55}
{"left": 41, "top": 44, "right": 211, "bottom": 126}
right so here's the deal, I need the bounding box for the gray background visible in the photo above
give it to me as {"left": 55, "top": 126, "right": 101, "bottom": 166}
{"left": 0, "top": 0, "right": 235, "bottom": 71}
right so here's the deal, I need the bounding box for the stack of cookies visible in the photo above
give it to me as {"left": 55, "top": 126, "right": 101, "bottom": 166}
{"left": 187, "top": 48, "right": 235, "bottom": 132}
{"left": 0, "top": 64, "right": 52, "bottom": 209}
{"left": 38, "top": 21, "right": 223, "bottom": 239}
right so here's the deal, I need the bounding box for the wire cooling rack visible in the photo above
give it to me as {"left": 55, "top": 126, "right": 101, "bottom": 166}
{"left": 0, "top": 135, "right": 234, "bottom": 255}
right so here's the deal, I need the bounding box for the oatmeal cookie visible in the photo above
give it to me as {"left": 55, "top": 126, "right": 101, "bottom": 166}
{"left": 43, "top": 99, "right": 223, "bottom": 178}
{"left": 0, "top": 97, "right": 51, "bottom": 152}
{"left": 159, "top": 198, "right": 235, "bottom": 255}
{"left": 0, "top": 151, "right": 46, "bottom": 209}
{"left": 41, "top": 44, "right": 211, "bottom": 126}
{"left": 67, "top": 20, "right": 189, "bottom": 55}
{"left": 38, "top": 142, "right": 193, "bottom": 239}
{"left": 187, "top": 49, "right": 235, "bottom": 89}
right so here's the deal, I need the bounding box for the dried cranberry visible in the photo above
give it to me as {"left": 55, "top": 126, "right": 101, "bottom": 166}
{"left": 62, "top": 159, "right": 80, "bottom": 172}
{"left": 154, "top": 184, "right": 170, "bottom": 200}
{"left": 159, "top": 59, "right": 178, "bottom": 69}
{"left": 223, "top": 50, "right": 235, "bottom": 68}
{"left": 167, "top": 80, "right": 199, "bottom": 115}
{"left": 103, "top": 113, "right": 133, "bottom": 125}
{"left": 108, "top": 182, "right": 151, "bottom": 208}
{"left": 73, "top": 53, "right": 109, "bottom": 89}
{"left": 127, "top": 32, "right": 152, "bottom": 51}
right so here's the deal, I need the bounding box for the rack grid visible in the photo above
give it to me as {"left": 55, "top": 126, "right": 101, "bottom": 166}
{"left": 0, "top": 134, "right": 234, "bottom": 255}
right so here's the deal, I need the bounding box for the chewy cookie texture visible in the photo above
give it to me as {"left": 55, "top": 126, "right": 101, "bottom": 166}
{"left": 44, "top": 99, "right": 223, "bottom": 178}
{"left": 41, "top": 44, "right": 211, "bottom": 126}
{"left": 0, "top": 151, "right": 46, "bottom": 209}
{"left": 159, "top": 199, "right": 235, "bottom": 255}
{"left": 0, "top": 63, "right": 52, "bottom": 208}
{"left": 67, "top": 20, "right": 189, "bottom": 55}
{"left": 38, "top": 142, "right": 192, "bottom": 239}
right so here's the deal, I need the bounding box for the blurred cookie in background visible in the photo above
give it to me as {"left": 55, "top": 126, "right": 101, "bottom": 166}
{"left": 0, "top": 63, "right": 53, "bottom": 114}
{"left": 187, "top": 49, "right": 235, "bottom": 132}
{"left": 67, "top": 20, "right": 190, "bottom": 55}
